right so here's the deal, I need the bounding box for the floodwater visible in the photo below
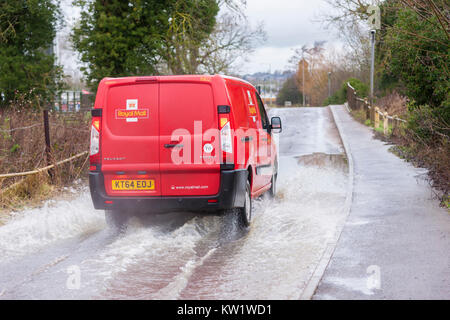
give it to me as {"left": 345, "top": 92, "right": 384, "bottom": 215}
{"left": 0, "top": 107, "right": 348, "bottom": 299}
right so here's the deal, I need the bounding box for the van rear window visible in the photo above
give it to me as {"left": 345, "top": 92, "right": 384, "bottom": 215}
{"left": 105, "top": 83, "right": 158, "bottom": 136}
{"left": 159, "top": 83, "right": 215, "bottom": 135}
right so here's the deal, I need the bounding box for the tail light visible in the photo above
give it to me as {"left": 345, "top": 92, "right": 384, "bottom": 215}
{"left": 218, "top": 105, "right": 233, "bottom": 165}
{"left": 220, "top": 121, "right": 232, "bottom": 153}
{"left": 90, "top": 110, "right": 102, "bottom": 167}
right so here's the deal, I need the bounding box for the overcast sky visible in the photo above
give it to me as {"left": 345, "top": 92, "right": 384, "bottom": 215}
{"left": 238, "top": 0, "right": 340, "bottom": 74}
{"left": 59, "top": 0, "right": 340, "bottom": 78}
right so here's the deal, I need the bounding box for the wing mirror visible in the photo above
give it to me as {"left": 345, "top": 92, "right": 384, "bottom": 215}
{"left": 270, "top": 116, "right": 282, "bottom": 133}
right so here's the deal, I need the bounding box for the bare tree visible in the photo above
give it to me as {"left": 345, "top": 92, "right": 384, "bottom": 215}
{"left": 319, "top": 0, "right": 377, "bottom": 82}
{"left": 289, "top": 41, "right": 361, "bottom": 105}
{"left": 196, "top": 13, "right": 266, "bottom": 74}
{"left": 162, "top": 1, "right": 265, "bottom": 75}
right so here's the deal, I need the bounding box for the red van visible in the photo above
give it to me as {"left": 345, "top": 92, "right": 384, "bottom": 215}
{"left": 89, "top": 75, "right": 282, "bottom": 227}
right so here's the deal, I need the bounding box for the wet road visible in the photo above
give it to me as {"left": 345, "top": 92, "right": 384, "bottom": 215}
{"left": 0, "top": 107, "right": 349, "bottom": 299}
{"left": 314, "top": 106, "right": 450, "bottom": 299}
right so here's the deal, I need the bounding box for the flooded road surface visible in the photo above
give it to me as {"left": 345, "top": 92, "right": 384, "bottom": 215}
{"left": 0, "top": 107, "right": 349, "bottom": 299}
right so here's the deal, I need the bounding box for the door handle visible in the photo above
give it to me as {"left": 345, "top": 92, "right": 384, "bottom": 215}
{"left": 164, "top": 144, "right": 183, "bottom": 148}
{"left": 241, "top": 136, "right": 253, "bottom": 142}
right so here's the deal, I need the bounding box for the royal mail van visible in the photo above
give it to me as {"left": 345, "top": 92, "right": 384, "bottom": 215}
{"left": 89, "top": 75, "right": 282, "bottom": 228}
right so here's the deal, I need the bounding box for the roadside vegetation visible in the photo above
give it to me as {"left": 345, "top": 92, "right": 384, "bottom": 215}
{"left": 0, "top": 105, "right": 90, "bottom": 213}
{"left": 276, "top": 76, "right": 303, "bottom": 106}
{"left": 323, "top": 78, "right": 369, "bottom": 106}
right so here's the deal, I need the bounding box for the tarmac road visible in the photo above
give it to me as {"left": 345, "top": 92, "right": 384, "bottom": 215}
{"left": 0, "top": 107, "right": 349, "bottom": 299}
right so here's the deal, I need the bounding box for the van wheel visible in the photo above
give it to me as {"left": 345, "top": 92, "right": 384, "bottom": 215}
{"left": 269, "top": 172, "right": 277, "bottom": 198}
{"left": 238, "top": 181, "right": 252, "bottom": 227}
{"left": 105, "top": 209, "right": 129, "bottom": 230}
{"left": 269, "top": 160, "right": 278, "bottom": 198}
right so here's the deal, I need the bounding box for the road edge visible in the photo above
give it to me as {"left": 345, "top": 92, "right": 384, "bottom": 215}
{"left": 299, "top": 105, "right": 355, "bottom": 300}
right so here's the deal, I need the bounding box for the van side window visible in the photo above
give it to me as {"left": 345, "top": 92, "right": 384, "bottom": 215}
{"left": 255, "top": 92, "right": 269, "bottom": 129}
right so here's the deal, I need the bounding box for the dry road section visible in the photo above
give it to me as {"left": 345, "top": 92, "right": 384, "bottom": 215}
{"left": 0, "top": 107, "right": 350, "bottom": 299}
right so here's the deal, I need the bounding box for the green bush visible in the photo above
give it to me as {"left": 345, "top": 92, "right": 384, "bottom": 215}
{"left": 323, "top": 78, "right": 368, "bottom": 105}
{"left": 406, "top": 103, "right": 449, "bottom": 147}
{"left": 383, "top": 7, "right": 449, "bottom": 110}
{"left": 276, "top": 76, "right": 303, "bottom": 106}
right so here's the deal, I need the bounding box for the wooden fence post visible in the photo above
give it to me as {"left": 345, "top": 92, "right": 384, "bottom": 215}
{"left": 43, "top": 109, "right": 53, "bottom": 179}
{"left": 383, "top": 112, "right": 389, "bottom": 135}
{"left": 347, "top": 83, "right": 353, "bottom": 110}
{"left": 374, "top": 107, "right": 380, "bottom": 129}
{"left": 370, "top": 106, "right": 374, "bottom": 125}
{"left": 347, "top": 85, "right": 351, "bottom": 109}
{"left": 364, "top": 101, "right": 369, "bottom": 121}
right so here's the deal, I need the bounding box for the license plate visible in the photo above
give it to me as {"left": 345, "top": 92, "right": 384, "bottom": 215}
{"left": 112, "top": 180, "right": 155, "bottom": 191}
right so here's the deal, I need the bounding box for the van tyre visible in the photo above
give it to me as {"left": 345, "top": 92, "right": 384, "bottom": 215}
{"left": 238, "top": 181, "right": 252, "bottom": 228}
{"left": 269, "top": 172, "right": 277, "bottom": 198}
{"left": 269, "top": 159, "right": 278, "bottom": 198}
{"left": 105, "top": 209, "right": 129, "bottom": 230}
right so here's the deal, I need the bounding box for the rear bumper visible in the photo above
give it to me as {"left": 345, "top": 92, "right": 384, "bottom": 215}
{"left": 89, "top": 169, "right": 248, "bottom": 212}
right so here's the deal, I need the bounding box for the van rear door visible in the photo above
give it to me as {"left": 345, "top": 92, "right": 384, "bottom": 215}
{"left": 159, "top": 82, "right": 220, "bottom": 196}
{"left": 101, "top": 80, "right": 161, "bottom": 196}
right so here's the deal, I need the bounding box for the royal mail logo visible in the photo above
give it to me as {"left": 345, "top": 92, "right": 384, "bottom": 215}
{"left": 115, "top": 109, "right": 149, "bottom": 120}
{"left": 116, "top": 99, "right": 149, "bottom": 122}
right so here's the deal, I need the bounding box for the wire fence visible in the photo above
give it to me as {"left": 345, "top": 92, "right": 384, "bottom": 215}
{"left": 0, "top": 108, "right": 91, "bottom": 192}
{"left": 0, "top": 123, "right": 43, "bottom": 133}
{"left": 0, "top": 151, "right": 88, "bottom": 179}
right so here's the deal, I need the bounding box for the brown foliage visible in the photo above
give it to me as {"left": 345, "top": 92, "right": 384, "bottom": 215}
{"left": 294, "top": 44, "right": 330, "bottom": 106}
{"left": 0, "top": 108, "right": 90, "bottom": 191}
{"left": 293, "top": 43, "right": 360, "bottom": 106}
{"left": 376, "top": 91, "right": 408, "bottom": 116}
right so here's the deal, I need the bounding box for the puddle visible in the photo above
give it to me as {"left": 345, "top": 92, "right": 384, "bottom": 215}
{"left": 297, "top": 152, "right": 348, "bottom": 172}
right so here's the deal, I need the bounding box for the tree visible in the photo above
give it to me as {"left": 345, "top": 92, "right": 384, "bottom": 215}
{"left": 320, "top": 0, "right": 377, "bottom": 84}
{"left": 292, "top": 42, "right": 330, "bottom": 106}
{"left": 72, "top": 0, "right": 264, "bottom": 86}
{"left": 178, "top": 12, "right": 266, "bottom": 75}
{"left": 0, "top": 0, "right": 63, "bottom": 107}
{"left": 161, "top": 0, "right": 220, "bottom": 74}
{"left": 276, "top": 76, "right": 303, "bottom": 106}
{"left": 72, "top": 0, "right": 171, "bottom": 89}
{"left": 382, "top": 1, "right": 449, "bottom": 109}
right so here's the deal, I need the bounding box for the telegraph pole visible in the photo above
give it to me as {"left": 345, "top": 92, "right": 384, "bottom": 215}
{"left": 328, "top": 71, "right": 332, "bottom": 98}
{"left": 302, "top": 57, "right": 305, "bottom": 107}
{"left": 268, "top": 64, "right": 273, "bottom": 107}
{"left": 370, "top": 29, "right": 376, "bottom": 104}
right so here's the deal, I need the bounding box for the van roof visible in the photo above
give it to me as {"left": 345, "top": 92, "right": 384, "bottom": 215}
{"left": 101, "top": 74, "right": 255, "bottom": 89}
